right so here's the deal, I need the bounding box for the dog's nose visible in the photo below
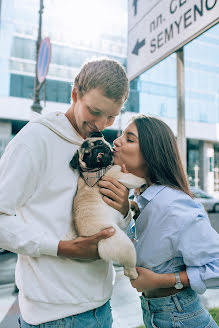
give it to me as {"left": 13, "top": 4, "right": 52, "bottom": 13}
{"left": 89, "top": 131, "right": 103, "bottom": 138}
{"left": 97, "top": 152, "right": 104, "bottom": 163}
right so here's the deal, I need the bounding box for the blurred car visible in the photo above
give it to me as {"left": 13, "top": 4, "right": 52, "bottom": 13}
{"left": 190, "top": 187, "right": 219, "bottom": 213}
{"left": 0, "top": 249, "right": 17, "bottom": 293}
{"left": 0, "top": 248, "right": 7, "bottom": 253}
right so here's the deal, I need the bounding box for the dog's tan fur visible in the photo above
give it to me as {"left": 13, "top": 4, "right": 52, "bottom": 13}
{"left": 73, "top": 165, "right": 145, "bottom": 279}
{"left": 65, "top": 135, "right": 145, "bottom": 279}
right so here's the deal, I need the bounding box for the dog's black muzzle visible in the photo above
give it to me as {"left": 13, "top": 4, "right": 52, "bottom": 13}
{"left": 83, "top": 144, "right": 113, "bottom": 169}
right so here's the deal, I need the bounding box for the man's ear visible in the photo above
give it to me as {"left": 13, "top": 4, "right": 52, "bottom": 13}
{"left": 71, "top": 87, "right": 78, "bottom": 103}
{"left": 70, "top": 150, "right": 79, "bottom": 169}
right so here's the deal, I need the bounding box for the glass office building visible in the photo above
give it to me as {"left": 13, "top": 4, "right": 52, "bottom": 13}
{"left": 0, "top": 0, "right": 219, "bottom": 193}
{"left": 133, "top": 23, "right": 219, "bottom": 193}
{"left": 0, "top": 0, "right": 138, "bottom": 147}
{"left": 1, "top": 0, "right": 133, "bottom": 104}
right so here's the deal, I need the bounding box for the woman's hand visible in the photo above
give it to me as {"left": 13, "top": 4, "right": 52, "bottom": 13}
{"left": 98, "top": 164, "right": 129, "bottom": 217}
{"left": 130, "top": 267, "right": 162, "bottom": 292}
{"left": 131, "top": 268, "right": 189, "bottom": 293}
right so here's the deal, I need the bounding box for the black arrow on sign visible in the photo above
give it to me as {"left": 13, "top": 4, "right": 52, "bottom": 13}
{"left": 133, "top": 0, "right": 138, "bottom": 16}
{"left": 132, "top": 39, "right": 146, "bottom": 55}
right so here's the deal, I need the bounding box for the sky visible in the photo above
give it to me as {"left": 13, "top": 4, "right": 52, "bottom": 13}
{"left": 43, "top": 0, "right": 128, "bottom": 42}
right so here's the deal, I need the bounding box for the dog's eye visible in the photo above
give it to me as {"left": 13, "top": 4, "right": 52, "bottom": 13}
{"left": 95, "top": 140, "right": 103, "bottom": 146}
{"left": 83, "top": 152, "right": 90, "bottom": 162}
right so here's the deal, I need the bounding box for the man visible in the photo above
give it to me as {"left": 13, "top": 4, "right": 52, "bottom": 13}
{"left": 0, "top": 58, "right": 130, "bottom": 327}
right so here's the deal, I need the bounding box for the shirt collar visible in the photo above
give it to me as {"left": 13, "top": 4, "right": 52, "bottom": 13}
{"left": 140, "top": 184, "right": 166, "bottom": 202}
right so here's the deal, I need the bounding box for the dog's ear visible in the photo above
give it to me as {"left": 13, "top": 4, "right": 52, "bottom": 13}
{"left": 89, "top": 131, "right": 103, "bottom": 138}
{"left": 70, "top": 150, "right": 79, "bottom": 169}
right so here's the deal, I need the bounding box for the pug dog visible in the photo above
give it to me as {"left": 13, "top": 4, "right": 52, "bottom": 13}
{"left": 69, "top": 132, "right": 146, "bottom": 279}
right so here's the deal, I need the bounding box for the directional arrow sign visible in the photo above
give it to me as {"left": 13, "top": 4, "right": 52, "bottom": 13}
{"left": 133, "top": 0, "right": 138, "bottom": 16}
{"left": 132, "top": 38, "right": 145, "bottom": 55}
{"left": 128, "top": 0, "right": 219, "bottom": 81}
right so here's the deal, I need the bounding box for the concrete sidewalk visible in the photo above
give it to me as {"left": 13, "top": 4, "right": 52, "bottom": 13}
{"left": 111, "top": 266, "right": 143, "bottom": 328}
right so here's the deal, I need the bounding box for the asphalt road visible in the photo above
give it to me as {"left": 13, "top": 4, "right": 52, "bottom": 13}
{"left": 209, "top": 212, "right": 219, "bottom": 232}
{"left": 0, "top": 252, "right": 17, "bottom": 286}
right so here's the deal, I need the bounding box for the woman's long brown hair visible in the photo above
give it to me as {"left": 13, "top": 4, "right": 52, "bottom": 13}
{"left": 133, "top": 115, "right": 192, "bottom": 197}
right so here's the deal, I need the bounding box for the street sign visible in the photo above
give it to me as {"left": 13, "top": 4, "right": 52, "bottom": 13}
{"left": 128, "top": 0, "right": 219, "bottom": 80}
{"left": 37, "top": 37, "right": 51, "bottom": 83}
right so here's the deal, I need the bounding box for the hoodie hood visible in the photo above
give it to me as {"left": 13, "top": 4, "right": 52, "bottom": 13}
{"left": 31, "top": 111, "right": 83, "bottom": 146}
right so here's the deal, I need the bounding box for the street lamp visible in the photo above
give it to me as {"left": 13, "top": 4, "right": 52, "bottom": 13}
{"left": 31, "top": 0, "right": 44, "bottom": 114}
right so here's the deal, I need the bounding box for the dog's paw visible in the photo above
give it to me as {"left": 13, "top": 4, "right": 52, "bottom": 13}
{"left": 124, "top": 267, "right": 138, "bottom": 280}
{"left": 130, "top": 200, "right": 140, "bottom": 221}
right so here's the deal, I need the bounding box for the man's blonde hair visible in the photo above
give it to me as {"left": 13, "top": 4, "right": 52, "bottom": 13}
{"left": 74, "top": 57, "right": 129, "bottom": 103}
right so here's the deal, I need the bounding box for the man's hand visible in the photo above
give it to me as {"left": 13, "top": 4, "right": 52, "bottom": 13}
{"left": 57, "top": 228, "right": 115, "bottom": 260}
{"left": 98, "top": 164, "right": 129, "bottom": 216}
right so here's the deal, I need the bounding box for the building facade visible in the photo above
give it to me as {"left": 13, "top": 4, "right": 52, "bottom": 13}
{"left": 132, "top": 23, "right": 219, "bottom": 194}
{"left": 0, "top": 0, "right": 219, "bottom": 194}
{"left": 0, "top": 0, "right": 138, "bottom": 150}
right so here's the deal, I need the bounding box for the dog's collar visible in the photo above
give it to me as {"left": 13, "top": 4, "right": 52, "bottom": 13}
{"left": 80, "top": 165, "right": 112, "bottom": 187}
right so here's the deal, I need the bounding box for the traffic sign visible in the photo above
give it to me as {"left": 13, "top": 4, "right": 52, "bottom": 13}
{"left": 37, "top": 37, "right": 51, "bottom": 83}
{"left": 128, "top": 0, "right": 219, "bottom": 81}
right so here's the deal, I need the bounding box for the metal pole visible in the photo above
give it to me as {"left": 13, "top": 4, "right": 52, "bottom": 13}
{"left": 176, "top": 48, "right": 187, "bottom": 172}
{"left": 31, "top": 0, "right": 44, "bottom": 114}
{"left": 0, "top": 0, "right": 2, "bottom": 24}
{"left": 0, "top": 0, "right": 2, "bottom": 33}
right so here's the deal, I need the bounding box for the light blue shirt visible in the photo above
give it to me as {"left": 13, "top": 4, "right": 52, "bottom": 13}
{"left": 134, "top": 184, "right": 219, "bottom": 295}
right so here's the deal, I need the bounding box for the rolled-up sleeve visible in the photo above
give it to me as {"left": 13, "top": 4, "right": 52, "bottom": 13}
{"left": 172, "top": 200, "right": 219, "bottom": 294}
{"left": 186, "top": 260, "right": 219, "bottom": 294}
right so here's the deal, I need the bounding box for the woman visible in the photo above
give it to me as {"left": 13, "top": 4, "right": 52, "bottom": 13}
{"left": 113, "top": 115, "right": 219, "bottom": 328}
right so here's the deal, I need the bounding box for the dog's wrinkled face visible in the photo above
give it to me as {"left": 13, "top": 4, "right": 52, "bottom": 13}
{"left": 78, "top": 133, "right": 113, "bottom": 170}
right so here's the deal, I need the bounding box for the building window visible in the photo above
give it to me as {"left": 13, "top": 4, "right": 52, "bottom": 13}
{"left": 184, "top": 23, "right": 219, "bottom": 123}
{"left": 11, "top": 37, "right": 35, "bottom": 61}
{"left": 10, "top": 74, "right": 72, "bottom": 103}
{"left": 10, "top": 74, "right": 34, "bottom": 99}
{"left": 187, "top": 139, "right": 200, "bottom": 187}
{"left": 138, "top": 54, "right": 177, "bottom": 118}
{"left": 46, "top": 79, "right": 71, "bottom": 103}
{"left": 214, "top": 144, "right": 219, "bottom": 192}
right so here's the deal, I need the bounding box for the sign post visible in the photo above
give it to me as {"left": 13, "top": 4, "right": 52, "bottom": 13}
{"left": 31, "top": 35, "right": 51, "bottom": 114}
{"left": 31, "top": 1, "right": 51, "bottom": 114}
{"left": 177, "top": 48, "right": 186, "bottom": 170}
{"left": 128, "top": 0, "right": 219, "bottom": 170}
{"left": 128, "top": 0, "right": 219, "bottom": 80}
{"left": 31, "top": 0, "right": 44, "bottom": 114}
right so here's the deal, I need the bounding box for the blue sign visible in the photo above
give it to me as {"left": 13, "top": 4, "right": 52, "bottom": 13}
{"left": 37, "top": 37, "right": 51, "bottom": 83}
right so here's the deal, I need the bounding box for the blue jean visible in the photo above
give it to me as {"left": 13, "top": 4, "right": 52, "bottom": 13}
{"left": 18, "top": 300, "right": 113, "bottom": 328}
{"left": 140, "top": 288, "right": 219, "bottom": 328}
